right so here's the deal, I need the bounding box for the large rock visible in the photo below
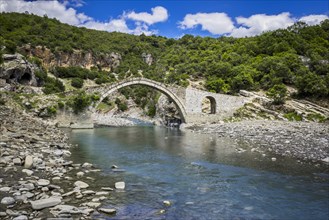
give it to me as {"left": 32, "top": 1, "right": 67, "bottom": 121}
{"left": 1, "top": 197, "right": 15, "bottom": 205}
{"left": 0, "top": 53, "right": 37, "bottom": 86}
{"left": 30, "top": 197, "right": 61, "bottom": 210}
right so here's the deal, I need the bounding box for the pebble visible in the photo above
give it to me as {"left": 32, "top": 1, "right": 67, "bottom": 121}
{"left": 101, "top": 187, "right": 114, "bottom": 191}
{"left": 13, "top": 158, "right": 22, "bottom": 165}
{"left": 74, "top": 181, "right": 89, "bottom": 189}
{"left": 115, "top": 182, "right": 125, "bottom": 189}
{"left": 76, "top": 171, "right": 84, "bottom": 177}
{"left": 98, "top": 208, "right": 116, "bottom": 214}
{"left": 22, "top": 169, "right": 33, "bottom": 176}
{"left": 271, "top": 157, "right": 277, "bottom": 161}
{"left": 37, "top": 179, "right": 50, "bottom": 186}
{"left": 163, "top": 200, "right": 171, "bottom": 206}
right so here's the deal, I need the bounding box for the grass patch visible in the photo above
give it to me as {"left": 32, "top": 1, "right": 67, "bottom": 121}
{"left": 284, "top": 112, "right": 303, "bottom": 121}
{"left": 306, "top": 113, "right": 327, "bottom": 123}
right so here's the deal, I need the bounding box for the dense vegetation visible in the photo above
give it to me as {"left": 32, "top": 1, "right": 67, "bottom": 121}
{"left": 0, "top": 12, "right": 328, "bottom": 103}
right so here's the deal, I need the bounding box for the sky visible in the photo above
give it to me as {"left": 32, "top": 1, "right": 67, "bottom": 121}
{"left": 0, "top": 0, "right": 328, "bottom": 38}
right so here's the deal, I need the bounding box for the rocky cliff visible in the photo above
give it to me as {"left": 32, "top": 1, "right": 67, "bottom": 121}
{"left": 19, "top": 45, "right": 122, "bottom": 71}
{"left": 0, "top": 53, "right": 37, "bottom": 86}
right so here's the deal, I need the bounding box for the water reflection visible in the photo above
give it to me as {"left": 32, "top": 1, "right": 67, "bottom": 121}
{"left": 68, "top": 126, "right": 329, "bottom": 220}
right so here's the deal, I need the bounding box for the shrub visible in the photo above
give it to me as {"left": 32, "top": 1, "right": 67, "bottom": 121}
{"left": 43, "top": 78, "right": 65, "bottom": 94}
{"left": 115, "top": 98, "right": 128, "bottom": 112}
{"left": 266, "top": 84, "right": 287, "bottom": 105}
{"left": 71, "top": 78, "right": 84, "bottom": 88}
{"left": 70, "top": 92, "right": 92, "bottom": 114}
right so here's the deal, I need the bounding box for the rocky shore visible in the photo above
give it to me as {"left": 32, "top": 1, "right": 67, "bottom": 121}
{"left": 184, "top": 120, "right": 329, "bottom": 164}
{"left": 0, "top": 105, "right": 120, "bottom": 219}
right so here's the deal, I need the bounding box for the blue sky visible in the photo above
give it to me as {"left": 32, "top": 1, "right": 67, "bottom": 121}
{"left": 1, "top": 0, "right": 328, "bottom": 38}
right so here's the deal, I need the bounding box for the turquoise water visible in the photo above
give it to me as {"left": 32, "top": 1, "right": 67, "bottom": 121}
{"left": 69, "top": 126, "right": 329, "bottom": 220}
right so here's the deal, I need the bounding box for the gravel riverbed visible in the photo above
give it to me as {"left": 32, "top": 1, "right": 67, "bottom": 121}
{"left": 184, "top": 120, "right": 329, "bottom": 164}
{"left": 0, "top": 105, "right": 120, "bottom": 219}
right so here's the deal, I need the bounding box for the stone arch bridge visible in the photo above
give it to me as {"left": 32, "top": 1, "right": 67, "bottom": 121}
{"left": 82, "top": 77, "right": 248, "bottom": 124}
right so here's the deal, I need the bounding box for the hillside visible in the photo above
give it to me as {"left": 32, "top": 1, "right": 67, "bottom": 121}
{"left": 0, "top": 12, "right": 328, "bottom": 123}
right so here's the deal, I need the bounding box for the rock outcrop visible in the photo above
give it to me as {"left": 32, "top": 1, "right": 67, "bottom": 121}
{"left": 141, "top": 53, "right": 153, "bottom": 66}
{"left": 19, "top": 45, "right": 122, "bottom": 71}
{"left": 0, "top": 53, "right": 37, "bottom": 86}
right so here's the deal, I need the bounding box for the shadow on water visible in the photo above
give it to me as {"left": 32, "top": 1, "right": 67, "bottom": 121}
{"left": 68, "top": 126, "right": 329, "bottom": 220}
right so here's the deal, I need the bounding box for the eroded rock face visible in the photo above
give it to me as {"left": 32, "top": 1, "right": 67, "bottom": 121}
{"left": 0, "top": 54, "right": 37, "bottom": 86}
{"left": 19, "top": 45, "right": 122, "bottom": 71}
{"left": 142, "top": 53, "right": 153, "bottom": 65}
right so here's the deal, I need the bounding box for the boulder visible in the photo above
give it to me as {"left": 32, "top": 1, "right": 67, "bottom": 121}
{"left": 30, "top": 197, "right": 61, "bottom": 210}
{"left": 13, "top": 158, "right": 22, "bottom": 165}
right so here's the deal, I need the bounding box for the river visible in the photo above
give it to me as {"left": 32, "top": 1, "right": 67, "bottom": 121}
{"left": 68, "top": 126, "right": 329, "bottom": 220}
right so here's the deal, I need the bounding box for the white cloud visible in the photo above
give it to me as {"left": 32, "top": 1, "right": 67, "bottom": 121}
{"left": 179, "top": 12, "right": 234, "bottom": 35}
{"left": 126, "top": 6, "right": 168, "bottom": 25}
{"left": 0, "top": 0, "right": 92, "bottom": 25}
{"left": 230, "top": 12, "right": 294, "bottom": 37}
{"left": 0, "top": 0, "right": 162, "bottom": 36}
{"left": 299, "top": 14, "right": 329, "bottom": 25}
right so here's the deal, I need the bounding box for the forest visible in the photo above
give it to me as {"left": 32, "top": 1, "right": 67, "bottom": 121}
{"left": 0, "top": 12, "right": 328, "bottom": 101}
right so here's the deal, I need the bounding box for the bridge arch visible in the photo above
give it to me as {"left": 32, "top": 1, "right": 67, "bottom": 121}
{"left": 93, "top": 78, "right": 187, "bottom": 122}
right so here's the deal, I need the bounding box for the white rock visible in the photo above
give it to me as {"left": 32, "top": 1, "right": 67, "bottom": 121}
{"left": 76, "top": 171, "right": 84, "bottom": 177}
{"left": 1, "top": 197, "right": 15, "bottom": 205}
{"left": 37, "top": 179, "right": 50, "bottom": 186}
{"left": 101, "top": 187, "right": 114, "bottom": 191}
{"left": 30, "top": 197, "right": 61, "bottom": 210}
{"left": 82, "top": 190, "right": 95, "bottom": 195}
{"left": 163, "top": 200, "right": 171, "bottom": 206}
{"left": 53, "top": 150, "right": 63, "bottom": 157}
{"left": 321, "top": 157, "right": 329, "bottom": 163}
{"left": 115, "top": 182, "right": 125, "bottom": 189}
{"left": 271, "top": 157, "right": 277, "bottom": 161}
{"left": 74, "top": 181, "right": 89, "bottom": 189}
{"left": 83, "top": 202, "right": 101, "bottom": 208}
{"left": 82, "top": 162, "right": 93, "bottom": 168}
{"left": 98, "top": 208, "right": 116, "bottom": 214}
{"left": 0, "top": 187, "right": 11, "bottom": 192}
{"left": 95, "top": 191, "right": 109, "bottom": 196}
{"left": 13, "top": 158, "right": 22, "bottom": 165}
{"left": 22, "top": 169, "right": 33, "bottom": 176}
{"left": 24, "top": 155, "right": 33, "bottom": 168}
{"left": 13, "top": 215, "right": 28, "bottom": 220}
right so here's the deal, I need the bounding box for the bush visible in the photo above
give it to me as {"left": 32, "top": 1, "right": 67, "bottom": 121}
{"left": 46, "top": 105, "right": 57, "bottom": 116}
{"left": 43, "top": 78, "right": 65, "bottom": 94}
{"left": 115, "top": 98, "right": 128, "bottom": 112}
{"left": 266, "top": 84, "right": 287, "bottom": 105}
{"left": 70, "top": 92, "right": 92, "bottom": 114}
{"left": 71, "top": 78, "right": 84, "bottom": 88}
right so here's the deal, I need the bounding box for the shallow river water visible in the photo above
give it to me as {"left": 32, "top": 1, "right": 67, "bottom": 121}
{"left": 68, "top": 126, "right": 329, "bottom": 220}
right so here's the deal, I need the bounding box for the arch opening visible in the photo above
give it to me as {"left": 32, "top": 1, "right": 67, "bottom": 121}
{"left": 202, "top": 96, "right": 216, "bottom": 114}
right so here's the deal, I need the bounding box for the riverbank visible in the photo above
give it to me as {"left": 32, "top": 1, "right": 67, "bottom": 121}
{"left": 0, "top": 105, "right": 119, "bottom": 219}
{"left": 183, "top": 120, "right": 329, "bottom": 164}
